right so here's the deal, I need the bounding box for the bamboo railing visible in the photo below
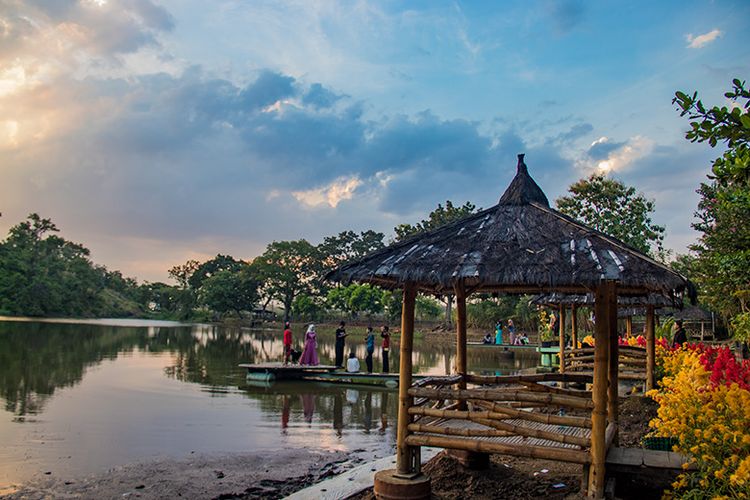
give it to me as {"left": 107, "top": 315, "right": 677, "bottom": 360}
{"left": 403, "top": 373, "right": 595, "bottom": 465}
{"left": 564, "top": 346, "right": 647, "bottom": 381}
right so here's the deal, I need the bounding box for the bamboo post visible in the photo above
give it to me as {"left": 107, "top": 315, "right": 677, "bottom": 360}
{"left": 571, "top": 304, "right": 578, "bottom": 350}
{"left": 396, "top": 282, "right": 418, "bottom": 476}
{"left": 626, "top": 316, "right": 633, "bottom": 338}
{"left": 607, "top": 285, "right": 619, "bottom": 445}
{"left": 645, "top": 305, "right": 656, "bottom": 392}
{"left": 559, "top": 304, "right": 566, "bottom": 374}
{"left": 454, "top": 280, "right": 468, "bottom": 400}
{"left": 588, "top": 280, "right": 614, "bottom": 499}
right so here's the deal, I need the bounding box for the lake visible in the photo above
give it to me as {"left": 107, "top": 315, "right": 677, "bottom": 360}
{"left": 0, "top": 318, "right": 540, "bottom": 492}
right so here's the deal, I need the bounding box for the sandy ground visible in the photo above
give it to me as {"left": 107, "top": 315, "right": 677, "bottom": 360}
{"left": 2, "top": 448, "right": 350, "bottom": 500}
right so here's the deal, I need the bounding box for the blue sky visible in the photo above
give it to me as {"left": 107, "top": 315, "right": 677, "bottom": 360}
{"left": 1, "top": 0, "right": 748, "bottom": 281}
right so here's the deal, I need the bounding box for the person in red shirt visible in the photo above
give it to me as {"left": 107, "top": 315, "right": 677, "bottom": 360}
{"left": 380, "top": 325, "right": 391, "bottom": 373}
{"left": 283, "top": 322, "right": 293, "bottom": 365}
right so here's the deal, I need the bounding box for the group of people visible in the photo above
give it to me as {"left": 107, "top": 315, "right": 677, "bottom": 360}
{"left": 282, "top": 321, "right": 392, "bottom": 373}
{"left": 483, "top": 319, "right": 529, "bottom": 345}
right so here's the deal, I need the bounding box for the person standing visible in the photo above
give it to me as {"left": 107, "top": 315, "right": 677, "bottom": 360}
{"left": 299, "top": 324, "right": 319, "bottom": 366}
{"left": 507, "top": 319, "right": 516, "bottom": 346}
{"left": 282, "top": 322, "right": 293, "bottom": 365}
{"left": 672, "top": 320, "right": 687, "bottom": 348}
{"left": 494, "top": 320, "right": 503, "bottom": 345}
{"left": 335, "top": 321, "right": 348, "bottom": 368}
{"left": 381, "top": 325, "right": 391, "bottom": 373}
{"left": 364, "top": 326, "right": 375, "bottom": 373}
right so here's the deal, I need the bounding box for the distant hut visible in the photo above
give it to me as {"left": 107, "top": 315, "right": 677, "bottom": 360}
{"left": 327, "top": 154, "right": 692, "bottom": 498}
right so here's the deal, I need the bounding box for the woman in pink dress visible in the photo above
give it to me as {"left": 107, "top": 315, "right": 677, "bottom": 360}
{"left": 299, "top": 324, "right": 319, "bottom": 366}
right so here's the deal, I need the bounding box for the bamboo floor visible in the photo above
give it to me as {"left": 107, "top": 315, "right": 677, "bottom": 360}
{"left": 420, "top": 415, "right": 591, "bottom": 450}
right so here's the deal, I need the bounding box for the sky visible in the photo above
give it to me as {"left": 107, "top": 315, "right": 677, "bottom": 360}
{"left": 1, "top": 0, "right": 748, "bottom": 283}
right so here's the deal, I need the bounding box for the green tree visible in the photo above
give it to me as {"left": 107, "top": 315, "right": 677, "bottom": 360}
{"left": 326, "top": 283, "right": 384, "bottom": 318}
{"left": 0, "top": 214, "right": 103, "bottom": 316}
{"left": 556, "top": 174, "right": 665, "bottom": 256}
{"left": 189, "top": 254, "right": 244, "bottom": 290}
{"left": 673, "top": 78, "right": 750, "bottom": 186}
{"left": 673, "top": 79, "right": 750, "bottom": 339}
{"left": 200, "top": 267, "right": 260, "bottom": 318}
{"left": 252, "top": 240, "right": 319, "bottom": 322}
{"left": 394, "top": 200, "right": 477, "bottom": 241}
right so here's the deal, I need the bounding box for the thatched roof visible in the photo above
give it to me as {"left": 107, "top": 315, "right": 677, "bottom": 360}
{"left": 528, "top": 293, "right": 679, "bottom": 309}
{"left": 328, "top": 154, "right": 693, "bottom": 298}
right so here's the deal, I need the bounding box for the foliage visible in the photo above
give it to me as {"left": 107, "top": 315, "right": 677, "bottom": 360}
{"left": 252, "top": 239, "right": 320, "bottom": 321}
{"left": 673, "top": 78, "right": 750, "bottom": 187}
{"left": 393, "top": 200, "right": 477, "bottom": 242}
{"left": 0, "top": 214, "right": 106, "bottom": 316}
{"left": 648, "top": 344, "right": 750, "bottom": 498}
{"left": 731, "top": 312, "right": 750, "bottom": 343}
{"left": 416, "top": 295, "right": 442, "bottom": 321}
{"left": 537, "top": 309, "right": 553, "bottom": 342}
{"left": 555, "top": 175, "right": 665, "bottom": 255}
{"left": 689, "top": 181, "right": 750, "bottom": 322}
{"left": 199, "top": 266, "right": 259, "bottom": 318}
{"left": 189, "top": 254, "right": 244, "bottom": 290}
{"left": 656, "top": 316, "right": 676, "bottom": 344}
{"left": 292, "top": 294, "right": 324, "bottom": 321}
{"left": 326, "top": 283, "right": 384, "bottom": 318}
{"left": 463, "top": 297, "right": 516, "bottom": 329}
{"left": 318, "top": 230, "right": 386, "bottom": 272}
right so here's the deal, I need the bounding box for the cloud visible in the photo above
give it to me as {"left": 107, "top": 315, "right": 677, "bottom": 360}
{"left": 686, "top": 29, "right": 722, "bottom": 49}
{"left": 292, "top": 176, "right": 362, "bottom": 208}
{"left": 577, "top": 136, "right": 654, "bottom": 173}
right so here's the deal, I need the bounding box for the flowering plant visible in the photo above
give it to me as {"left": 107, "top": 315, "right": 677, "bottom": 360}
{"left": 648, "top": 344, "right": 750, "bottom": 498}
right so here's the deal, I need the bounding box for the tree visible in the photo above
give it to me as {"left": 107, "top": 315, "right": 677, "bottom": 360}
{"left": 394, "top": 200, "right": 477, "bottom": 241}
{"left": 673, "top": 78, "right": 750, "bottom": 186}
{"left": 674, "top": 78, "right": 750, "bottom": 340}
{"left": 326, "top": 283, "right": 384, "bottom": 318}
{"left": 0, "top": 214, "right": 104, "bottom": 316}
{"left": 188, "top": 254, "right": 244, "bottom": 290}
{"left": 556, "top": 174, "right": 665, "bottom": 256}
{"left": 200, "top": 267, "right": 259, "bottom": 318}
{"left": 318, "top": 230, "right": 386, "bottom": 269}
{"left": 252, "top": 240, "right": 319, "bottom": 322}
{"left": 393, "top": 200, "right": 479, "bottom": 325}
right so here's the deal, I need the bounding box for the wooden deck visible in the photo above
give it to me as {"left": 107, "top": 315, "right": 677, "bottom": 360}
{"left": 239, "top": 362, "right": 338, "bottom": 381}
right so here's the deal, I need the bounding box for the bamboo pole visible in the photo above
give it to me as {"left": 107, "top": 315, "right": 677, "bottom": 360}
{"left": 470, "top": 401, "right": 592, "bottom": 428}
{"left": 405, "top": 435, "right": 590, "bottom": 465}
{"left": 408, "top": 405, "right": 591, "bottom": 429}
{"left": 407, "top": 387, "right": 594, "bottom": 410}
{"left": 519, "top": 380, "right": 591, "bottom": 397}
{"left": 455, "top": 280, "right": 468, "bottom": 403}
{"left": 571, "top": 304, "right": 578, "bottom": 350}
{"left": 465, "top": 373, "right": 594, "bottom": 385}
{"left": 565, "top": 354, "right": 646, "bottom": 364}
{"left": 567, "top": 346, "right": 646, "bottom": 357}
{"left": 646, "top": 305, "right": 656, "bottom": 392}
{"left": 607, "top": 285, "right": 619, "bottom": 443}
{"left": 559, "top": 304, "right": 567, "bottom": 374}
{"left": 558, "top": 370, "right": 645, "bottom": 381}
{"left": 626, "top": 316, "right": 633, "bottom": 338}
{"left": 588, "top": 280, "right": 614, "bottom": 498}
{"left": 564, "top": 361, "right": 646, "bottom": 370}
{"left": 396, "top": 282, "right": 418, "bottom": 475}
{"left": 407, "top": 423, "right": 512, "bottom": 438}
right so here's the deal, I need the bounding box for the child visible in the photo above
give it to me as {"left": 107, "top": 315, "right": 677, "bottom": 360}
{"left": 346, "top": 351, "right": 360, "bottom": 373}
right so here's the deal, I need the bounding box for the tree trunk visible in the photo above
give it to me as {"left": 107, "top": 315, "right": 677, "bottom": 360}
{"left": 444, "top": 294, "right": 454, "bottom": 326}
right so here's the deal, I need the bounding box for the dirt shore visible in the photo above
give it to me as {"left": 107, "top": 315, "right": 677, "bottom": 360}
{"left": 3, "top": 448, "right": 351, "bottom": 500}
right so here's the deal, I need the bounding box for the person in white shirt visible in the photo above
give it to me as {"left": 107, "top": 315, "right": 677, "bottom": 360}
{"left": 346, "top": 351, "right": 360, "bottom": 373}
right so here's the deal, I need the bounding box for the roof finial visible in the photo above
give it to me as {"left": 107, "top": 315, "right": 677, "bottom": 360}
{"left": 498, "top": 154, "right": 550, "bottom": 207}
{"left": 517, "top": 153, "right": 527, "bottom": 173}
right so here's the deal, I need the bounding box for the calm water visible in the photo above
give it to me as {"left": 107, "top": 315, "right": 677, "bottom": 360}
{"left": 0, "top": 318, "right": 539, "bottom": 491}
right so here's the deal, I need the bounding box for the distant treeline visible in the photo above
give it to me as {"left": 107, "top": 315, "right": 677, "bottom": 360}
{"left": 0, "top": 205, "right": 542, "bottom": 330}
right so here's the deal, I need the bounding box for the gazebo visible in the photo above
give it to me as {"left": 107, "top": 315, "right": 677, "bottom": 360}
{"left": 327, "top": 154, "right": 692, "bottom": 498}
{"left": 529, "top": 292, "right": 681, "bottom": 391}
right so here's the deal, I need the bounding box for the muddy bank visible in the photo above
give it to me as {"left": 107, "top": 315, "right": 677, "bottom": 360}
{"left": 3, "top": 448, "right": 350, "bottom": 500}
